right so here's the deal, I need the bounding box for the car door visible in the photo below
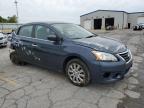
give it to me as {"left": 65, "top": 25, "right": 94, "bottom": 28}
{"left": 16, "top": 25, "right": 35, "bottom": 63}
{"left": 32, "top": 24, "right": 63, "bottom": 70}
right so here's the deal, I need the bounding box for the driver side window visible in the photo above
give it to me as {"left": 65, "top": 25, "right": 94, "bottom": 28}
{"left": 35, "top": 25, "right": 55, "bottom": 40}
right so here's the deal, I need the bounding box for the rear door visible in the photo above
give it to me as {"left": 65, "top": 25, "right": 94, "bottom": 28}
{"left": 16, "top": 25, "right": 35, "bottom": 63}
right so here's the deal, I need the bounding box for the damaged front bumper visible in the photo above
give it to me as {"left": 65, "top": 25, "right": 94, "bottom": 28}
{"left": 89, "top": 50, "right": 133, "bottom": 83}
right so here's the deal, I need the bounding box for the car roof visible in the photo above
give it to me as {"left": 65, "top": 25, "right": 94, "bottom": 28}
{"left": 23, "top": 22, "right": 72, "bottom": 26}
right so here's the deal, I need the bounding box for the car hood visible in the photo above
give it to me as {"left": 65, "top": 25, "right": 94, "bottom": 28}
{"left": 73, "top": 36, "right": 127, "bottom": 54}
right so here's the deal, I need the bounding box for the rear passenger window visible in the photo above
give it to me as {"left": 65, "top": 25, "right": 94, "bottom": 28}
{"left": 18, "top": 25, "right": 33, "bottom": 37}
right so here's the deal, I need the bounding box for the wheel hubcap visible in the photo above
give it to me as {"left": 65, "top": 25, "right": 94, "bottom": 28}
{"left": 68, "top": 63, "right": 85, "bottom": 84}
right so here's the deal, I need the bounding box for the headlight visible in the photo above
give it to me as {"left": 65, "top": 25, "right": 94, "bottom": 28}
{"left": 92, "top": 51, "right": 118, "bottom": 61}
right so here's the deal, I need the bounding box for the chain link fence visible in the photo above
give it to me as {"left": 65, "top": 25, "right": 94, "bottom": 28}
{"left": 0, "top": 23, "right": 22, "bottom": 33}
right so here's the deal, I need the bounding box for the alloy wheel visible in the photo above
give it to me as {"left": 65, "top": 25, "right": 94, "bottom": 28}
{"left": 67, "top": 63, "right": 85, "bottom": 84}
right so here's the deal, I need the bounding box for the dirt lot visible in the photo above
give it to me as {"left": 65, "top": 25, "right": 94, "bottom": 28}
{"left": 0, "top": 30, "right": 144, "bottom": 108}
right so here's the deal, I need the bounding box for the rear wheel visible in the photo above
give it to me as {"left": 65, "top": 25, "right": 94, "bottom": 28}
{"left": 10, "top": 51, "right": 26, "bottom": 65}
{"left": 65, "top": 59, "right": 91, "bottom": 87}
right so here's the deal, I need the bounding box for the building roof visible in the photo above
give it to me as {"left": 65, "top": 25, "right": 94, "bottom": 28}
{"left": 128, "top": 12, "right": 144, "bottom": 14}
{"left": 80, "top": 10, "right": 144, "bottom": 17}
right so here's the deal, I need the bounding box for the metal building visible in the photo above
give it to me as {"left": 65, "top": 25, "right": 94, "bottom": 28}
{"left": 80, "top": 10, "right": 144, "bottom": 30}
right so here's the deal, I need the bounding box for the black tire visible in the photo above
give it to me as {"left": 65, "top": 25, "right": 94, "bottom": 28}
{"left": 65, "top": 59, "right": 91, "bottom": 87}
{"left": 10, "top": 51, "right": 26, "bottom": 65}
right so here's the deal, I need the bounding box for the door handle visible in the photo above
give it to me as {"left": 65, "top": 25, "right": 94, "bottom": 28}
{"left": 32, "top": 44, "right": 38, "bottom": 47}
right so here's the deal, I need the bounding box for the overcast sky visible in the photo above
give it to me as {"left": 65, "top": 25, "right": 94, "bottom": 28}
{"left": 0, "top": 0, "right": 144, "bottom": 24}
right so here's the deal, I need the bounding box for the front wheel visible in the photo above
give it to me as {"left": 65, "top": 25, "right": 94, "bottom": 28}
{"left": 65, "top": 59, "right": 91, "bottom": 87}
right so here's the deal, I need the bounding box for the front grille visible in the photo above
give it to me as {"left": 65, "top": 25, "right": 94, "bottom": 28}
{"left": 0, "top": 37, "right": 3, "bottom": 40}
{"left": 119, "top": 51, "right": 131, "bottom": 62}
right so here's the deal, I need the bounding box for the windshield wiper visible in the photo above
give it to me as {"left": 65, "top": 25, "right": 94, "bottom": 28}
{"left": 86, "top": 35, "right": 97, "bottom": 38}
{"left": 73, "top": 37, "right": 82, "bottom": 39}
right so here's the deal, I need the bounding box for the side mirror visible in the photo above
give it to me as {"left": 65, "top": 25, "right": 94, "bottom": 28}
{"left": 47, "top": 35, "right": 57, "bottom": 41}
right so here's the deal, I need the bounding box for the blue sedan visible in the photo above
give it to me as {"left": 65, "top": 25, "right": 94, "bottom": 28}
{"left": 9, "top": 22, "right": 133, "bottom": 86}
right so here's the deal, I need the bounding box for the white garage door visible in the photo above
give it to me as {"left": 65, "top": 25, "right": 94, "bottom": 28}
{"left": 84, "top": 20, "right": 91, "bottom": 30}
{"left": 137, "top": 17, "right": 144, "bottom": 24}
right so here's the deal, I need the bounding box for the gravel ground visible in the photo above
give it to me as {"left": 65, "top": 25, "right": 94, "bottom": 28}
{"left": 0, "top": 29, "right": 143, "bottom": 108}
{"left": 93, "top": 29, "right": 144, "bottom": 108}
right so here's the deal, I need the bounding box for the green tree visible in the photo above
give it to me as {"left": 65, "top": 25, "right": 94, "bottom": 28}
{"left": 0, "top": 16, "right": 7, "bottom": 23}
{"left": 7, "top": 15, "right": 18, "bottom": 23}
{"left": 0, "top": 15, "right": 18, "bottom": 23}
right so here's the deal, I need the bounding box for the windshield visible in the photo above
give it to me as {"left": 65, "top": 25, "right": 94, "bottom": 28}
{"left": 51, "top": 23, "right": 94, "bottom": 39}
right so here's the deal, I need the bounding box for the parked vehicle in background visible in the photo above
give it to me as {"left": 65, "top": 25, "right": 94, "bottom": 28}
{"left": 9, "top": 22, "right": 133, "bottom": 86}
{"left": 105, "top": 25, "right": 114, "bottom": 30}
{"left": 139, "top": 23, "right": 144, "bottom": 29}
{"left": 0, "top": 33, "right": 7, "bottom": 47}
{"left": 133, "top": 24, "right": 143, "bottom": 30}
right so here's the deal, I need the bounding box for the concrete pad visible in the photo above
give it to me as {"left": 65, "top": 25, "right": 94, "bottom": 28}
{"left": 125, "top": 90, "right": 140, "bottom": 99}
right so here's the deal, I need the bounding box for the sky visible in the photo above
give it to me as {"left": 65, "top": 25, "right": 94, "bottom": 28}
{"left": 0, "top": 0, "right": 144, "bottom": 24}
